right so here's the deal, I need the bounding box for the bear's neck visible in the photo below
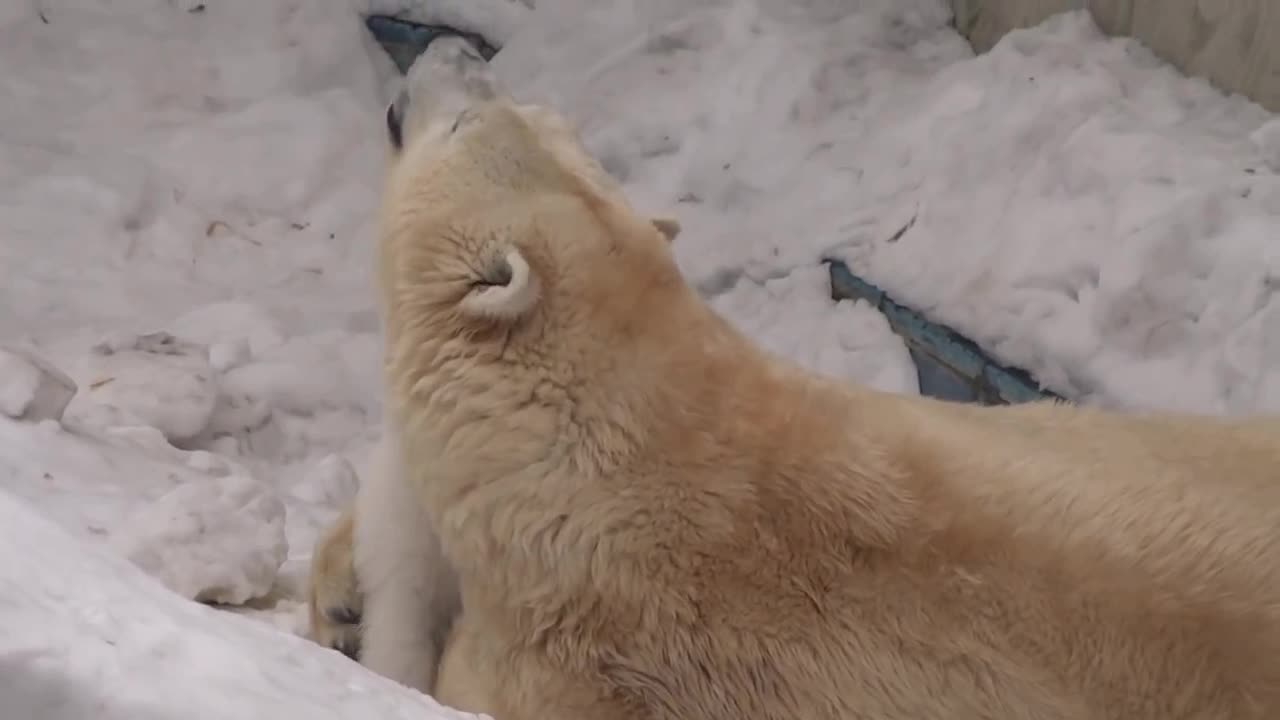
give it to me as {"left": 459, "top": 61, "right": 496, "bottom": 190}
{"left": 419, "top": 289, "right": 921, "bottom": 631}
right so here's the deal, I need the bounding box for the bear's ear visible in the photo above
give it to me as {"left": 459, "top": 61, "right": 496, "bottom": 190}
{"left": 651, "top": 216, "right": 681, "bottom": 243}
{"left": 458, "top": 248, "right": 541, "bottom": 322}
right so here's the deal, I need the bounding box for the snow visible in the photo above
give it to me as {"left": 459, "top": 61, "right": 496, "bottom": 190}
{"left": 71, "top": 333, "right": 221, "bottom": 443}
{"left": 0, "top": 488, "right": 484, "bottom": 720}
{"left": 110, "top": 469, "right": 288, "bottom": 606}
{"left": 709, "top": 265, "right": 919, "bottom": 395}
{"left": 1, "top": 0, "right": 1278, "bottom": 716}
{"left": 492, "top": 1, "right": 1280, "bottom": 414}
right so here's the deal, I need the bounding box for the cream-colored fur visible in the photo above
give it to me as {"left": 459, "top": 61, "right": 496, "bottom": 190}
{"left": 307, "top": 38, "right": 679, "bottom": 694}
{"left": 353, "top": 429, "right": 461, "bottom": 693}
{"left": 306, "top": 432, "right": 460, "bottom": 695}
{"left": 313, "top": 35, "right": 1280, "bottom": 719}
{"left": 306, "top": 501, "right": 361, "bottom": 659}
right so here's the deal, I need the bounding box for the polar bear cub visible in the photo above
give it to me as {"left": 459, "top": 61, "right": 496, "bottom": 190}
{"left": 312, "top": 32, "right": 1280, "bottom": 720}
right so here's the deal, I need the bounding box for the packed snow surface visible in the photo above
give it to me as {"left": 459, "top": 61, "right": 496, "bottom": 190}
{"left": 1, "top": 0, "right": 1277, "bottom": 717}
{"left": 0, "top": 488, "right": 483, "bottom": 720}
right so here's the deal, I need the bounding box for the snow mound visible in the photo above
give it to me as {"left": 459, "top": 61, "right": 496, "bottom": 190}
{"left": 110, "top": 469, "right": 288, "bottom": 606}
{"left": 489, "top": 2, "right": 1280, "bottom": 415}
{"left": 0, "top": 487, "right": 485, "bottom": 720}
{"left": 69, "top": 332, "right": 220, "bottom": 443}
{"left": 0, "top": 414, "right": 288, "bottom": 603}
{"left": 710, "top": 265, "right": 919, "bottom": 395}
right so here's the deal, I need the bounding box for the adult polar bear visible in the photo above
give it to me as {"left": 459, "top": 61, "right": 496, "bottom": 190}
{"left": 311, "top": 35, "right": 1280, "bottom": 719}
{"left": 307, "top": 36, "right": 682, "bottom": 689}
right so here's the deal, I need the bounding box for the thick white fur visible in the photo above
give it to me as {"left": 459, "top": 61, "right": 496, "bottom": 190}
{"left": 305, "top": 37, "right": 681, "bottom": 692}
{"left": 352, "top": 430, "right": 458, "bottom": 693}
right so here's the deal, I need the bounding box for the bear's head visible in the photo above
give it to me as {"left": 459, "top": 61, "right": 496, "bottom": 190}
{"left": 375, "top": 37, "right": 706, "bottom": 482}
{"left": 383, "top": 36, "right": 679, "bottom": 244}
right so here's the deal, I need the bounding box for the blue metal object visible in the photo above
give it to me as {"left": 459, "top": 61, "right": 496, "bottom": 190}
{"left": 827, "top": 260, "right": 1063, "bottom": 405}
{"left": 365, "top": 15, "right": 497, "bottom": 73}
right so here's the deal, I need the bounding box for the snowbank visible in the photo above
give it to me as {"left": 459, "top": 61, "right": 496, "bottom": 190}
{"left": 0, "top": 0, "right": 397, "bottom": 630}
{"left": 0, "top": 484, "right": 483, "bottom": 720}
{"left": 953, "top": 0, "right": 1280, "bottom": 116}
{"left": 486, "top": 1, "right": 1280, "bottom": 414}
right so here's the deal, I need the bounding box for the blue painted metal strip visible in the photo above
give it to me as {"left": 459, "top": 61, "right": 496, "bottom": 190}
{"left": 827, "top": 260, "right": 1063, "bottom": 405}
{"left": 365, "top": 15, "right": 497, "bottom": 73}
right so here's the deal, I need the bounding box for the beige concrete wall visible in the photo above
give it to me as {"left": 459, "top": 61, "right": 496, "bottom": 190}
{"left": 951, "top": 0, "right": 1079, "bottom": 53}
{"left": 951, "top": 0, "right": 1280, "bottom": 113}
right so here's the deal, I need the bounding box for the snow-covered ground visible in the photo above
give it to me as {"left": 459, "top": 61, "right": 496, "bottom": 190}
{"left": 0, "top": 488, "right": 483, "bottom": 720}
{"left": 1, "top": 0, "right": 1278, "bottom": 716}
{"left": 493, "top": 0, "right": 1280, "bottom": 415}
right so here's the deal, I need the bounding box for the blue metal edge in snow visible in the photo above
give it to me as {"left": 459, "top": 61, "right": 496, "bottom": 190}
{"left": 365, "top": 15, "right": 497, "bottom": 72}
{"left": 826, "top": 260, "right": 1064, "bottom": 406}
{"left": 364, "top": 16, "right": 1060, "bottom": 407}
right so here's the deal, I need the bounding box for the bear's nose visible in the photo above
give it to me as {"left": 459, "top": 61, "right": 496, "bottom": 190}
{"left": 386, "top": 92, "right": 406, "bottom": 150}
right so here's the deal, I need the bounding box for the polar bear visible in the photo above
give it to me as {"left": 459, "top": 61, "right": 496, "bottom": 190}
{"left": 311, "top": 34, "right": 1280, "bottom": 719}
{"left": 306, "top": 36, "right": 680, "bottom": 695}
